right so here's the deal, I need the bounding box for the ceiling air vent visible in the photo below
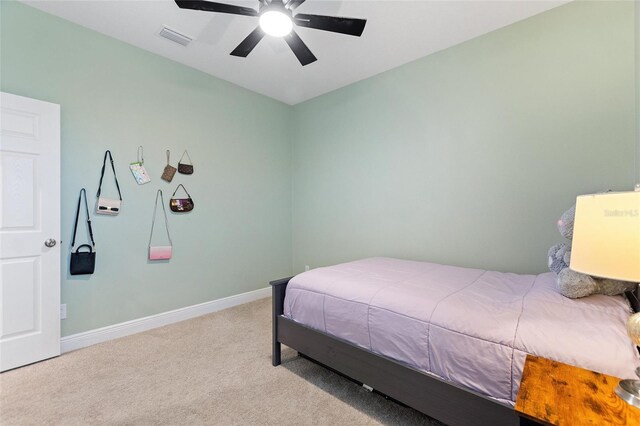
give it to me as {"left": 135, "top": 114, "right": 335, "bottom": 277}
{"left": 159, "top": 26, "right": 192, "bottom": 47}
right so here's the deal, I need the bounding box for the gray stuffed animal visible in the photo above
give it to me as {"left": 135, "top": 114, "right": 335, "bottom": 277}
{"left": 547, "top": 206, "right": 576, "bottom": 274}
{"left": 556, "top": 269, "right": 636, "bottom": 299}
{"left": 547, "top": 243, "right": 570, "bottom": 274}
{"left": 549, "top": 205, "right": 637, "bottom": 299}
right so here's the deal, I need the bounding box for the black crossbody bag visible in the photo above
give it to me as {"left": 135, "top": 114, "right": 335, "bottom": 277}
{"left": 70, "top": 188, "right": 96, "bottom": 275}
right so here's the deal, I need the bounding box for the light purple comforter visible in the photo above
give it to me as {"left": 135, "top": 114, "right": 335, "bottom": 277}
{"left": 283, "top": 257, "right": 640, "bottom": 406}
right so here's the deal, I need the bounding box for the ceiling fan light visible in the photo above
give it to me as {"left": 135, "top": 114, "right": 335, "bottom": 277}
{"left": 259, "top": 10, "right": 293, "bottom": 37}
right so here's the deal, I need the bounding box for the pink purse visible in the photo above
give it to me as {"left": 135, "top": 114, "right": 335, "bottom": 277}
{"left": 149, "top": 190, "right": 172, "bottom": 260}
{"left": 149, "top": 245, "right": 172, "bottom": 260}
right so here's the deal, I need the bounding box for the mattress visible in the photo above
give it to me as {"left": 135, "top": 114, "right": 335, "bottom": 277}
{"left": 283, "top": 257, "right": 640, "bottom": 406}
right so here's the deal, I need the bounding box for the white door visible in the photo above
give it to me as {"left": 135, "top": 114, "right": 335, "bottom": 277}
{"left": 0, "top": 92, "right": 60, "bottom": 372}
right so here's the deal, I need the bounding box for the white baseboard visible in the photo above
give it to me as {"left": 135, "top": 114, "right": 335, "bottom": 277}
{"left": 60, "top": 287, "right": 271, "bottom": 353}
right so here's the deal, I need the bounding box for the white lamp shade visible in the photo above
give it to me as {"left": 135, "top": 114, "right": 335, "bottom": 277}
{"left": 570, "top": 191, "right": 640, "bottom": 282}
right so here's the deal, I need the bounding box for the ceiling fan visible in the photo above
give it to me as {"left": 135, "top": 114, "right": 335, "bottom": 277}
{"left": 175, "top": 0, "right": 367, "bottom": 66}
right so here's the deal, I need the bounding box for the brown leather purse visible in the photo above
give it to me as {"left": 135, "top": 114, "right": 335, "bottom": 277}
{"left": 177, "top": 150, "right": 194, "bottom": 175}
{"left": 161, "top": 150, "right": 177, "bottom": 182}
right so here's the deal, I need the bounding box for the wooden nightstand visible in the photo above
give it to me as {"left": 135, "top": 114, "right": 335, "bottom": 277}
{"left": 515, "top": 355, "right": 640, "bottom": 425}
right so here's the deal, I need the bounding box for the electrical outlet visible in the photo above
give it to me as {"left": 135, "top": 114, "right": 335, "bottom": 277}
{"left": 304, "top": 265, "right": 310, "bottom": 271}
{"left": 60, "top": 304, "right": 67, "bottom": 320}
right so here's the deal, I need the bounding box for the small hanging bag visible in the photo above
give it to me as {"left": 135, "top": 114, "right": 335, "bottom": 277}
{"left": 129, "top": 145, "right": 151, "bottom": 185}
{"left": 96, "top": 150, "right": 123, "bottom": 215}
{"left": 177, "top": 150, "right": 194, "bottom": 175}
{"left": 70, "top": 188, "right": 96, "bottom": 275}
{"left": 149, "top": 189, "right": 173, "bottom": 260}
{"left": 161, "top": 150, "right": 177, "bottom": 182}
{"left": 170, "top": 184, "right": 194, "bottom": 212}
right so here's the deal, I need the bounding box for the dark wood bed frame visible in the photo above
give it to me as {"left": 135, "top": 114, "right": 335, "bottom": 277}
{"left": 271, "top": 277, "right": 640, "bottom": 426}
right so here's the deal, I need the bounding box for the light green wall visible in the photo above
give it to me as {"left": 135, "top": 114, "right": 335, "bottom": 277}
{"left": 291, "top": 0, "right": 637, "bottom": 274}
{"left": 1, "top": 1, "right": 293, "bottom": 336}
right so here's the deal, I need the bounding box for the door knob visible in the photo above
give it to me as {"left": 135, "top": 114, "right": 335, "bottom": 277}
{"left": 44, "top": 239, "right": 57, "bottom": 248}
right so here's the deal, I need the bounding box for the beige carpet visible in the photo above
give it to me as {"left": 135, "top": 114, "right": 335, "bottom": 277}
{"left": 1, "top": 298, "right": 441, "bottom": 425}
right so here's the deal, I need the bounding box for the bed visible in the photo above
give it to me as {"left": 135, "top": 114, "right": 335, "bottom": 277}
{"left": 271, "top": 257, "right": 640, "bottom": 425}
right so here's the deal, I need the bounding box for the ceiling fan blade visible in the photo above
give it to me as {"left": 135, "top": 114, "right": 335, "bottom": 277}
{"left": 283, "top": 30, "right": 317, "bottom": 66}
{"left": 230, "top": 27, "right": 266, "bottom": 57}
{"left": 285, "top": 0, "right": 306, "bottom": 10}
{"left": 175, "top": 1, "right": 258, "bottom": 17}
{"left": 293, "top": 14, "right": 366, "bottom": 36}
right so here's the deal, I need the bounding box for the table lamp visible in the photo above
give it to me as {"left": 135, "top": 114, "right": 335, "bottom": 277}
{"left": 570, "top": 186, "right": 640, "bottom": 407}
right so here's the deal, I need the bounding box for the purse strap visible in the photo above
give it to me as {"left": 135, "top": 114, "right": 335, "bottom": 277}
{"left": 96, "top": 150, "right": 123, "bottom": 200}
{"left": 178, "top": 150, "right": 192, "bottom": 165}
{"left": 166, "top": 149, "right": 172, "bottom": 166}
{"left": 149, "top": 189, "right": 172, "bottom": 246}
{"left": 171, "top": 184, "right": 191, "bottom": 199}
{"left": 71, "top": 188, "right": 95, "bottom": 251}
{"left": 137, "top": 146, "right": 144, "bottom": 164}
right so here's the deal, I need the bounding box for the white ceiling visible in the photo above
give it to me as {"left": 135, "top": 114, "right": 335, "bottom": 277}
{"left": 22, "top": 0, "right": 569, "bottom": 105}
